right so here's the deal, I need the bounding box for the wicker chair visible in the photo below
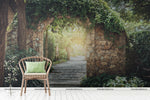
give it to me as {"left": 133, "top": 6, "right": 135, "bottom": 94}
{"left": 18, "top": 56, "right": 52, "bottom": 96}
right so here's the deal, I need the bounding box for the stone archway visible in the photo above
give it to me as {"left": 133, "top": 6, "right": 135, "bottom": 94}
{"left": 27, "top": 17, "right": 126, "bottom": 77}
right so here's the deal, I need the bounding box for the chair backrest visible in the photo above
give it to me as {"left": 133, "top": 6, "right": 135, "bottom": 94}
{"left": 18, "top": 56, "right": 52, "bottom": 74}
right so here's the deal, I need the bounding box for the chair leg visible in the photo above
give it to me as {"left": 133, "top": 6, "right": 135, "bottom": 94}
{"left": 24, "top": 80, "right": 27, "bottom": 93}
{"left": 46, "top": 79, "right": 50, "bottom": 96}
{"left": 20, "top": 78, "right": 24, "bottom": 96}
{"left": 44, "top": 80, "right": 47, "bottom": 93}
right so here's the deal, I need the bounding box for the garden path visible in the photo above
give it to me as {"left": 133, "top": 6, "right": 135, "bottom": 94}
{"left": 49, "top": 56, "right": 86, "bottom": 87}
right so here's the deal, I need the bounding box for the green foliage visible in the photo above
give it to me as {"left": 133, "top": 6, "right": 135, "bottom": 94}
{"left": 4, "top": 56, "right": 18, "bottom": 86}
{"left": 104, "top": 0, "right": 137, "bottom": 21}
{"left": 80, "top": 73, "right": 116, "bottom": 87}
{"left": 44, "top": 27, "right": 71, "bottom": 61}
{"left": 105, "top": 0, "right": 150, "bottom": 21}
{"left": 51, "top": 17, "right": 76, "bottom": 34}
{"left": 125, "top": 21, "right": 150, "bottom": 35}
{"left": 4, "top": 47, "right": 43, "bottom": 87}
{"left": 129, "top": 31, "right": 150, "bottom": 68}
{"left": 43, "top": 31, "right": 55, "bottom": 61}
{"left": 26, "top": 0, "right": 125, "bottom": 35}
{"left": 81, "top": 73, "right": 147, "bottom": 87}
{"left": 131, "top": 0, "right": 150, "bottom": 20}
{"left": 104, "top": 76, "right": 145, "bottom": 87}
{"left": 58, "top": 49, "right": 67, "bottom": 59}
{"left": 126, "top": 31, "right": 150, "bottom": 75}
{"left": 53, "top": 59, "right": 67, "bottom": 65}
{"left": 104, "top": 10, "right": 125, "bottom": 34}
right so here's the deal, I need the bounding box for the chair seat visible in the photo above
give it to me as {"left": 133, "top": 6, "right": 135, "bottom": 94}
{"left": 24, "top": 73, "right": 47, "bottom": 75}
{"left": 24, "top": 73, "right": 47, "bottom": 79}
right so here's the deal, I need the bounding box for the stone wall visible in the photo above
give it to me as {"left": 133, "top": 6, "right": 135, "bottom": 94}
{"left": 86, "top": 26, "right": 126, "bottom": 77}
{"left": 27, "top": 18, "right": 54, "bottom": 56}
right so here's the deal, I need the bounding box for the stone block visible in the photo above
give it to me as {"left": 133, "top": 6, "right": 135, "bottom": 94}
{"left": 96, "top": 61, "right": 101, "bottom": 66}
{"left": 109, "top": 65, "right": 116, "bottom": 68}
{"left": 101, "top": 62, "right": 107, "bottom": 66}
{"left": 100, "top": 41, "right": 106, "bottom": 45}
{"left": 103, "top": 41, "right": 113, "bottom": 50}
{"left": 99, "top": 70, "right": 105, "bottom": 73}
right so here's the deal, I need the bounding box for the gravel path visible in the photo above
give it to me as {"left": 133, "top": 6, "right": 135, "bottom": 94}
{"left": 53, "top": 56, "right": 86, "bottom": 68}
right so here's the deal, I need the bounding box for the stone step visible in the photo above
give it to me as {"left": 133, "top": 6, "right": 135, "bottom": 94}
{"left": 48, "top": 56, "right": 86, "bottom": 87}
{"left": 49, "top": 78, "right": 83, "bottom": 81}
{"left": 49, "top": 74, "right": 86, "bottom": 80}
{"left": 49, "top": 80, "right": 81, "bottom": 85}
{"left": 49, "top": 77, "right": 83, "bottom": 87}
{"left": 50, "top": 80, "right": 81, "bottom": 87}
{"left": 51, "top": 69, "right": 86, "bottom": 73}
{"left": 50, "top": 78, "right": 82, "bottom": 80}
{"left": 52, "top": 66, "right": 86, "bottom": 69}
{"left": 49, "top": 77, "right": 84, "bottom": 80}
{"left": 49, "top": 73, "right": 86, "bottom": 77}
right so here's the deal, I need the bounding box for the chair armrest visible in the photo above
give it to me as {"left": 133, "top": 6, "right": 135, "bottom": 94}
{"left": 19, "top": 62, "right": 24, "bottom": 75}
{"left": 46, "top": 60, "right": 52, "bottom": 75}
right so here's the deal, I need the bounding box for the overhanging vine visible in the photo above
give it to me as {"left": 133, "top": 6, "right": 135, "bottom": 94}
{"left": 26, "top": 0, "right": 125, "bottom": 36}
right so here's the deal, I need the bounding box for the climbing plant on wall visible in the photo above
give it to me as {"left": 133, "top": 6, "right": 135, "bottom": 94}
{"left": 26, "top": 0, "right": 125, "bottom": 36}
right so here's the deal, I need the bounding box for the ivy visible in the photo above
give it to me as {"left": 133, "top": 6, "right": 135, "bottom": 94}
{"left": 26, "top": 0, "right": 125, "bottom": 35}
{"left": 129, "top": 31, "right": 150, "bottom": 68}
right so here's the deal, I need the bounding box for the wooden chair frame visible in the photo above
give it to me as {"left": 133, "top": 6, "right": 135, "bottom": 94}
{"left": 18, "top": 56, "right": 52, "bottom": 96}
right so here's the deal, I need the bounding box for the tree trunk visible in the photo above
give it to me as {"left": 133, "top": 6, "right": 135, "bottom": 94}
{"left": 0, "top": 0, "right": 9, "bottom": 86}
{"left": 16, "top": 0, "right": 27, "bottom": 50}
{"left": 55, "top": 45, "right": 59, "bottom": 60}
{"left": 45, "top": 29, "right": 48, "bottom": 57}
{"left": 66, "top": 47, "right": 70, "bottom": 60}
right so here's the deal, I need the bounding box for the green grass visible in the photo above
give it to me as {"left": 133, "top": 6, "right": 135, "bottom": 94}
{"left": 53, "top": 59, "right": 67, "bottom": 65}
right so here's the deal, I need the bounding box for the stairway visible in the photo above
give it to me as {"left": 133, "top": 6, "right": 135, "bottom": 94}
{"left": 49, "top": 56, "right": 86, "bottom": 87}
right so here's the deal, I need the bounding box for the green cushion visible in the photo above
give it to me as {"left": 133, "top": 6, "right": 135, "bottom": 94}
{"left": 25, "top": 61, "right": 46, "bottom": 73}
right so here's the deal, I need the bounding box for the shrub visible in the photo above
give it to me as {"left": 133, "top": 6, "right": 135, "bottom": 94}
{"left": 4, "top": 47, "right": 44, "bottom": 87}
{"left": 80, "top": 73, "right": 116, "bottom": 87}
{"left": 4, "top": 56, "right": 19, "bottom": 87}
{"left": 104, "top": 76, "right": 145, "bottom": 87}
{"left": 81, "top": 74, "right": 146, "bottom": 87}
{"left": 126, "top": 31, "right": 150, "bottom": 75}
